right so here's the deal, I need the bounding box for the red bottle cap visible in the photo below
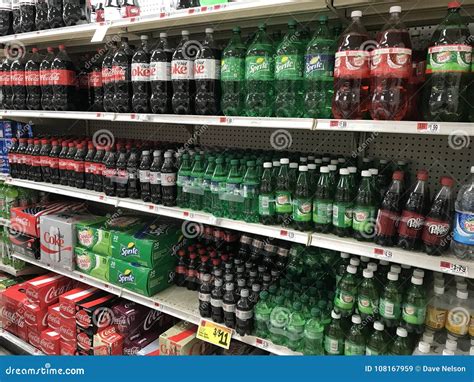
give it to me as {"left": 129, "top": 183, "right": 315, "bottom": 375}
{"left": 32, "top": 47, "right": 38, "bottom": 53}
{"left": 448, "top": 1, "right": 461, "bottom": 9}
{"left": 41, "top": 139, "right": 48, "bottom": 144}
{"left": 178, "top": 250, "right": 186, "bottom": 257}
{"left": 88, "top": 142, "right": 94, "bottom": 149}
{"left": 52, "top": 140, "right": 58, "bottom": 145}
{"left": 417, "top": 170, "right": 429, "bottom": 181}
{"left": 212, "top": 258, "right": 220, "bottom": 266}
{"left": 441, "top": 176, "right": 454, "bottom": 187}
{"left": 62, "top": 141, "right": 68, "bottom": 147}
{"left": 189, "top": 253, "right": 197, "bottom": 260}
{"left": 27, "top": 139, "right": 34, "bottom": 144}
{"left": 59, "top": 44, "right": 66, "bottom": 50}
{"left": 201, "top": 256, "right": 209, "bottom": 263}
{"left": 68, "top": 142, "right": 74, "bottom": 147}
{"left": 47, "top": 47, "right": 54, "bottom": 53}
{"left": 392, "top": 170, "right": 404, "bottom": 181}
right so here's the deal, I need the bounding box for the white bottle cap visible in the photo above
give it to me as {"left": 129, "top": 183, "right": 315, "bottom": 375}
{"left": 350, "top": 258, "right": 360, "bottom": 266}
{"left": 308, "top": 156, "right": 315, "bottom": 160}
{"left": 141, "top": 35, "right": 149, "bottom": 40}
{"left": 380, "top": 159, "right": 388, "bottom": 164}
{"left": 348, "top": 167, "right": 357, "bottom": 173}
{"left": 205, "top": 28, "right": 214, "bottom": 34}
{"left": 390, "top": 6, "right": 402, "bottom": 13}
{"left": 396, "top": 327, "right": 408, "bottom": 337}
{"left": 182, "top": 30, "right": 190, "bottom": 36}
{"left": 322, "top": 156, "right": 330, "bottom": 161}
{"left": 443, "top": 349, "right": 455, "bottom": 356}
{"left": 456, "top": 290, "right": 468, "bottom": 299}
{"left": 308, "top": 164, "right": 316, "bottom": 170}
{"left": 328, "top": 165, "right": 337, "bottom": 171}
{"left": 315, "top": 158, "right": 322, "bottom": 164}
{"left": 411, "top": 276, "right": 423, "bottom": 285}
{"left": 363, "top": 158, "right": 371, "bottom": 163}
{"left": 391, "top": 265, "right": 401, "bottom": 274}
{"left": 331, "top": 310, "right": 341, "bottom": 319}
{"left": 361, "top": 256, "right": 370, "bottom": 263}
{"left": 339, "top": 168, "right": 349, "bottom": 175}
{"left": 330, "top": 159, "right": 338, "bottom": 165}
{"left": 352, "top": 315, "right": 361, "bottom": 324}
{"left": 363, "top": 269, "right": 373, "bottom": 279}
{"left": 369, "top": 168, "right": 378, "bottom": 176}
{"left": 380, "top": 260, "right": 389, "bottom": 266}
{"left": 418, "top": 341, "right": 430, "bottom": 354}
{"left": 361, "top": 170, "right": 371, "bottom": 177}
{"left": 434, "top": 285, "right": 445, "bottom": 295}
{"left": 299, "top": 165, "right": 308, "bottom": 172}
{"left": 320, "top": 166, "right": 329, "bottom": 174}
{"left": 422, "top": 332, "right": 434, "bottom": 344}
{"left": 290, "top": 162, "right": 298, "bottom": 168}
{"left": 387, "top": 272, "right": 399, "bottom": 281}
{"left": 273, "top": 161, "right": 281, "bottom": 167}
{"left": 446, "top": 339, "right": 457, "bottom": 351}
{"left": 413, "top": 269, "right": 425, "bottom": 278}
{"left": 347, "top": 265, "right": 357, "bottom": 274}
{"left": 367, "top": 262, "right": 378, "bottom": 272}
{"left": 280, "top": 158, "right": 289, "bottom": 165}
{"left": 338, "top": 158, "right": 346, "bottom": 163}
{"left": 471, "top": 166, "right": 474, "bottom": 173}
{"left": 341, "top": 252, "right": 350, "bottom": 259}
{"left": 160, "top": 32, "right": 168, "bottom": 38}
{"left": 456, "top": 281, "right": 467, "bottom": 291}
{"left": 374, "top": 321, "right": 384, "bottom": 331}
{"left": 263, "top": 162, "right": 272, "bottom": 168}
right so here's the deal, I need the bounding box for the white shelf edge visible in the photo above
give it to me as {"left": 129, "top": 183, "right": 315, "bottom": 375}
{"left": 0, "top": 262, "right": 43, "bottom": 277}
{"left": 11, "top": 252, "right": 300, "bottom": 356}
{"left": 0, "top": 329, "right": 44, "bottom": 355}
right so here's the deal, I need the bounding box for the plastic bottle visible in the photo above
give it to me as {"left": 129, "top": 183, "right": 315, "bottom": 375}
{"left": 275, "top": 158, "right": 292, "bottom": 224}
{"left": 235, "top": 289, "right": 253, "bottom": 336}
{"left": 452, "top": 166, "right": 474, "bottom": 259}
{"left": 149, "top": 150, "right": 163, "bottom": 204}
{"left": 12, "top": 0, "right": 20, "bottom": 34}
{"left": 112, "top": 37, "right": 133, "bottom": 113}
{"left": 352, "top": 170, "right": 376, "bottom": 241}
{"left": 344, "top": 315, "right": 366, "bottom": 355}
{"left": 202, "top": 156, "right": 215, "bottom": 212}
{"left": 138, "top": 150, "right": 151, "bottom": 202}
{"left": 225, "top": 159, "right": 243, "bottom": 220}
{"left": 245, "top": 23, "right": 274, "bottom": 117}
{"left": 242, "top": 160, "right": 259, "bottom": 223}
{"left": 379, "top": 272, "right": 402, "bottom": 330}
{"left": 274, "top": 20, "right": 303, "bottom": 117}
{"left": 332, "top": 10, "right": 370, "bottom": 119}
{"left": 334, "top": 264, "right": 358, "bottom": 317}
{"left": 302, "top": 308, "right": 324, "bottom": 355}
{"left": 63, "top": 0, "right": 83, "bottom": 26}
{"left": 389, "top": 327, "right": 412, "bottom": 355}
{"left": 176, "top": 153, "right": 191, "bottom": 208}
{"left": 313, "top": 166, "right": 333, "bottom": 233}
{"left": 1, "top": 57, "right": 12, "bottom": 109}
{"left": 19, "top": 0, "right": 35, "bottom": 32}
{"left": 358, "top": 269, "right": 379, "bottom": 321}
{"left": 286, "top": 302, "right": 306, "bottom": 352}
{"left": 221, "top": 27, "right": 246, "bottom": 116}
{"left": 131, "top": 35, "right": 151, "bottom": 113}
{"left": 402, "top": 276, "right": 427, "bottom": 334}
{"left": 91, "top": 145, "right": 105, "bottom": 192}
{"left": 160, "top": 151, "right": 177, "bottom": 207}
{"left": 172, "top": 30, "right": 195, "bottom": 114}
{"left": 422, "top": 177, "right": 454, "bottom": 256}
{"left": 88, "top": 49, "right": 104, "bottom": 111}
{"left": 324, "top": 310, "right": 344, "bottom": 355}
{"left": 424, "top": 285, "right": 448, "bottom": 332}
{"left": 25, "top": 48, "right": 41, "bottom": 110}
{"left": 77, "top": 55, "right": 90, "bottom": 111}
{"left": 366, "top": 321, "right": 387, "bottom": 355}
{"left": 370, "top": 6, "right": 412, "bottom": 120}
{"left": 102, "top": 42, "right": 118, "bottom": 112}
{"left": 304, "top": 16, "right": 335, "bottom": 118}
{"left": 446, "top": 290, "right": 470, "bottom": 338}
{"left": 292, "top": 165, "right": 312, "bottom": 231}
{"left": 413, "top": 341, "right": 431, "bottom": 355}
{"left": 83, "top": 142, "right": 96, "bottom": 190}
{"left": 211, "top": 157, "right": 226, "bottom": 217}
{"left": 114, "top": 147, "right": 128, "bottom": 197}
{"left": 0, "top": 2, "right": 11, "bottom": 36}
{"left": 102, "top": 147, "right": 116, "bottom": 196}
{"left": 150, "top": 32, "right": 172, "bottom": 114}
{"left": 188, "top": 154, "right": 205, "bottom": 211}
{"left": 10, "top": 48, "right": 26, "bottom": 110}
{"left": 51, "top": 45, "right": 76, "bottom": 111}
{"left": 254, "top": 291, "right": 273, "bottom": 338}
{"left": 397, "top": 171, "right": 430, "bottom": 250}
{"left": 332, "top": 168, "right": 353, "bottom": 236}
{"left": 422, "top": 2, "right": 471, "bottom": 122}
{"left": 199, "top": 273, "right": 212, "bottom": 318}
{"left": 222, "top": 282, "right": 236, "bottom": 329}
{"left": 47, "top": 0, "right": 63, "bottom": 28}
{"left": 258, "top": 162, "right": 276, "bottom": 225}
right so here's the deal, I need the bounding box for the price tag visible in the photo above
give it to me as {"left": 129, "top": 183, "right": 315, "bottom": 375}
{"left": 280, "top": 230, "right": 295, "bottom": 239}
{"left": 417, "top": 122, "right": 441, "bottom": 133}
{"left": 255, "top": 337, "right": 269, "bottom": 349}
{"left": 91, "top": 22, "right": 110, "bottom": 42}
{"left": 330, "top": 120, "right": 347, "bottom": 129}
{"left": 440, "top": 261, "right": 468, "bottom": 277}
{"left": 196, "top": 319, "right": 232, "bottom": 349}
{"left": 154, "top": 302, "right": 160, "bottom": 308}
{"left": 183, "top": 211, "right": 195, "bottom": 219}
{"left": 373, "top": 247, "right": 392, "bottom": 259}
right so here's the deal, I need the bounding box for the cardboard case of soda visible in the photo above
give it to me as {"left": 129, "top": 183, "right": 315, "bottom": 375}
{"left": 0, "top": 121, "right": 34, "bottom": 174}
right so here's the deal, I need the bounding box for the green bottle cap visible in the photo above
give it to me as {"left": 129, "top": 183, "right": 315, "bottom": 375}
{"left": 311, "top": 307, "right": 320, "bottom": 317}
{"left": 288, "top": 19, "right": 297, "bottom": 27}
{"left": 259, "top": 23, "right": 266, "bottom": 29}
{"left": 231, "top": 159, "right": 239, "bottom": 165}
{"left": 233, "top": 27, "right": 241, "bottom": 33}
{"left": 293, "top": 301, "right": 302, "bottom": 311}
{"left": 246, "top": 160, "right": 255, "bottom": 167}
{"left": 260, "top": 291, "right": 269, "bottom": 300}
{"left": 319, "top": 15, "right": 328, "bottom": 22}
{"left": 194, "top": 154, "right": 201, "bottom": 160}
{"left": 215, "top": 158, "right": 224, "bottom": 164}
{"left": 276, "top": 296, "right": 285, "bottom": 304}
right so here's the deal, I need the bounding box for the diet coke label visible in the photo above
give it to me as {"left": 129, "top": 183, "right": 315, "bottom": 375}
{"left": 101, "top": 67, "right": 113, "bottom": 84}
{"left": 131, "top": 63, "right": 151, "bottom": 82}
{"left": 150, "top": 62, "right": 171, "bottom": 81}
{"left": 171, "top": 60, "right": 194, "bottom": 80}
{"left": 194, "top": 59, "right": 220, "bottom": 80}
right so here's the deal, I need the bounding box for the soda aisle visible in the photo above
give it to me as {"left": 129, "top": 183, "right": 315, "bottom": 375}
{"left": 0, "top": 0, "right": 472, "bottom": 366}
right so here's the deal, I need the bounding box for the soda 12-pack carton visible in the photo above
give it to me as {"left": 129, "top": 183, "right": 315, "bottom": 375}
{"left": 158, "top": 321, "right": 214, "bottom": 356}
{"left": 74, "top": 247, "right": 110, "bottom": 281}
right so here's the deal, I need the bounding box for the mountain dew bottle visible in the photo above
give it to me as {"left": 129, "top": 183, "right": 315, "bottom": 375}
{"left": 176, "top": 154, "right": 192, "bottom": 208}
{"left": 275, "top": 20, "right": 304, "bottom": 117}
{"left": 189, "top": 154, "right": 205, "bottom": 211}
{"left": 225, "top": 159, "right": 243, "bottom": 220}
{"left": 221, "top": 27, "right": 247, "bottom": 116}
{"left": 211, "top": 157, "right": 227, "bottom": 217}
{"left": 245, "top": 23, "right": 275, "bottom": 117}
{"left": 202, "top": 156, "right": 215, "bottom": 212}
{"left": 242, "top": 161, "right": 259, "bottom": 223}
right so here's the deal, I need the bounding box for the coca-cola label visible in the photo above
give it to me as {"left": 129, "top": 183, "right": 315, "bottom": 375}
{"left": 11, "top": 70, "right": 25, "bottom": 86}
{"left": 171, "top": 60, "right": 194, "bottom": 80}
{"left": 0, "top": 71, "right": 10, "bottom": 86}
{"left": 50, "top": 69, "right": 77, "bottom": 86}
{"left": 370, "top": 47, "right": 412, "bottom": 79}
{"left": 150, "top": 61, "right": 170, "bottom": 81}
{"left": 50, "top": 157, "right": 59, "bottom": 169}
{"left": 84, "top": 162, "right": 94, "bottom": 174}
{"left": 25, "top": 71, "right": 41, "bottom": 86}
{"left": 194, "top": 59, "right": 220, "bottom": 80}
{"left": 76, "top": 309, "right": 91, "bottom": 328}
{"left": 40, "top": 69, "right": 50, "bottom": 86}
{"left": 77, "top": 331, "right": 92, "bottom": 351}
{"left": 398, "top": 210, "right": 425, "bottom": 238}
{"left": 111, "top": 65, "right": 128, "bottom": 82}
{"left": 131, "top": 62, "right": 151, "bottom": 82}
{"left": 103, "top": 168, "right": 116, "bottom": 178}
{"left": 59, "top": 324, "right": 75, "bottom": 341}
{"left": 335, "top": 50, "right": 370, "bottom": 79}
{"left": 89, "top": 71, "right": 103, "bottom": 87}
{"left": 95, "top": 163, "right": 105, "bottom": 176}
{"left": 101, "top": 67, "right": 112, "bottom": 84}
{"left": 422, "top": 218, "right": 450, "bottom": 245}
{"left": 40, "top": 155, "right": 50, "bottom": 167}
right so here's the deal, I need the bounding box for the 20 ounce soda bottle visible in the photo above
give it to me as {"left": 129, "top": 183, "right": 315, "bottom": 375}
{"left": 292, "top": 165, "right": 312, "bottom": 231}
{"left": 352, "top": 170, "right": 377, "bottom": 241}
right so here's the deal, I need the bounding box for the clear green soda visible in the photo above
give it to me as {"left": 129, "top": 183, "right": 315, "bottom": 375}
{"left": 242, "top": 160, "right": 259, "bottom": 223}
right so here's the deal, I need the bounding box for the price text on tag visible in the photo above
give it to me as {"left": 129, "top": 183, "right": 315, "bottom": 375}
{"left": 196, "top": 319, "right": 232, "bottom": 349}
{"left": 373, "top": 248, "right": 392, "bottom": 259}
{"left": 440, "top": 261, "right": 468, "bottom": 277}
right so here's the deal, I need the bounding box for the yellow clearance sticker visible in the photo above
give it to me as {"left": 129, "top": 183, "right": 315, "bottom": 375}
{"left": 196, "top": 319, "right": 233, "bottom": 350}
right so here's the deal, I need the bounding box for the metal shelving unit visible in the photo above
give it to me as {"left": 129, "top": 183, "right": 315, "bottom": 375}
{"left": 0, "top": 330, "right": 44, "bottom": 355}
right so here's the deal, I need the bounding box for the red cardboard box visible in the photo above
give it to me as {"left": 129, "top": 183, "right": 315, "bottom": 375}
{"left": 25, "top": 273, "right": 76, "bottom": 309}
{"left": 76, "top": 330, "right": 94, "bottom": 354}
{"left": 47, "top": 304, "right": 60, "bottom": 331}
{"left": 28, "top": 329, "right": 42, "bottom": 351}
{"left": 2, "top": 283, "right": 28, "bottom": 340}
{"left": 93, "top": 326, "right": 123, "bottom": 355}
{"left": 59, "top": 287, "right": 98, "bottom": 319}
{"left": 23, "top": 302, "right": 48, "bottom": 332}
{"left": 59, "top": 317, "right": 77, "bottom": 342}
{"left": 40, "top": 329, "right": 60, "bottom": 355}
{"left": 75, "top": 294, "right": 116, "bottom": 333}
{"left": 60, "top": 339, "right": 77, "bottom": 355}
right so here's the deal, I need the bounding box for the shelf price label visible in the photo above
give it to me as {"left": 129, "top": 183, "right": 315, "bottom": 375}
{"left": 255, "top": 337, "right": 269, "bottom": 349}
{"left": 280, "top": 230, "right": 295, "bottom": 240}
{"left": 373, "top": 247, "right": 393, "bottom": 259}
{"left": 329, "top": 120, "right": 347, "bottom": 129}
{"left": 197, "top": 319, "right": 232, "bottom": 349}
{"left": 440, "top": 261, "right": 468, "bottom": 277}
{"left": 417, "top": 122, "right": 440, "bottom": 133}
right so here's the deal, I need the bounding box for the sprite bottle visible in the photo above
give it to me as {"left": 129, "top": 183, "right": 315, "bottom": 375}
{"left": 352, "top": 170, "right": 377, "bottom": 241}
{"left": 269, "top": 295, "right": 290, "bottom": 345}
{"left": 242, "top": 160, "right": 259, "bottom": 223}
{"left": 366, "top": 321, "right": 387, "bottom": 355}
{"left": 275, "top": 158, "right": 292, "bottom": 225}
{"left": 202, "top": 156, "right": 215, "bottom": 212}
{"left": 286, "top": 301, "right": 306, "bottom": 352}
{"left": 188, "top": 154, "right": 205, "bottom": 211}
{"left": 211, "top": 157, "right": 227, "bottom": 217}
{"left": 303, "top": 307, "right": 324, "bottom": 355}
{"left": 221, "top": 27, "right": 246, "bottom": 116}
{"left": 379, "top": 272, "right": 402, "bottom": 330}
{"left": 402, "top": 276, "right": 427, "bottom": 334}
{"left": 259, "top": 162, "right": 276, "bottom": 225}
{"left": 344, "top": 315, "right": 366, "bottom": 355}
{"left": 313, "top": 167, "right": 333, "bottom": 233}
{"left": 254, "top": 291, "right": 274, "bottom": 338}
{"left": 292, "top": 165, "right": 312, "bottom": 231}
{"left": 324, "top": 310, "right": 344, "bottom": 355}
{"left": 357, "top": 269, "right": 379, "bottom": 321}
{"left": 245, "top": 23, "right": 275, "bottom": 117}
{"left": 274, "top": 20, "right": 304, "bottom": 117}
{"left": 332, "top": 168, "right": 353, "bottom": 236}
{"left": 334, "top": 264, "right": 358, "bottom": 317}
{"left": 176, "top": 153, "right": 192, "bottom": 208}
{"left": 389, "top": 327, "right": 412, "bottom": 355}
{"left": 225, "top": 159, "right": 243, "bottom": 220}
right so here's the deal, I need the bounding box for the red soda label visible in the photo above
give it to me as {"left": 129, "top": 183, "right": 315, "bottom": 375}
{"left": 66, "top": 159, "right": 75, "bottom": 171}
{"left": 74, "top": 161, "right": 85, "bottom": 172}
{"left": 375, "top": 209, "right": 399, "bottom": 236}
{"left": 101, "top": 68, "right": 112, "bottom": 84}
{"left": 50, "top": 69, "right": 77, "bottom": 86}
{"left": 111, "top": 65, "right": 127, "bottom": 82}
{"left": 58, "top": 158, "right": 68, "bottom": 170}
{"left": 50, "top": 157, "right": 59, "bottom": 169}
{"left": 103, "top": 168, "right": 116, "bottom": 178}
{"left": 334, "top": 50, "right": 370, "bottom": 79}
{"left": 370, "top": 48, "right": 412, "bottom": 79}
{"left": 84, "top": 162, "right": 94, "bottom": 174}
{"left": 422, "top": 218, "right": 450, "bottom": 245}
{"left": 78, "top": 74, "right": 89, "bottom": 89}
{"left": 2, "top": 71, "right": 11, "bottom": 86}
{"left": 40, "top": 155, "right": 50, "bottom": 167}
{"left": 176, "top": 265, "right": 186, "bottom": 275}
{"left": 95, "top": 163, "right": 105, "bottom": 176}
{"left": 25, "top": 71, "right": 40, "bottom": 86}
{"left": 398, "top": 210, "right": 424, "bottom": 238}
{"left": 89, "top": 72, "right": 103, "bottom": 87}
{"left": 131, "top": 63, "right": 151, "bottom": 82}
{"left": 10, "top": 70, "right": 26, "bottom": 86}
{"left": 40, "top": 69, "right": 50, "bottom": 86}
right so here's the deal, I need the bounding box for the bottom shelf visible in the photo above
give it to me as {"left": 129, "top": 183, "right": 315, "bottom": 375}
{"left": 0, "top": 330, "right": 44, "bottom": 355}
{"left": 11, "top": 253, "right": 301, "bottom": 356}
{"left": 0, "top": 262, "right": 45, "bottom": 277}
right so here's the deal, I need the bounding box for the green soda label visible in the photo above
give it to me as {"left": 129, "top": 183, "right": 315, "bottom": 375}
{"left": 366, "top": 347, "right": 379, "bottom": 356}
{"left": 246, "top": 56, "right": 273, "bottom": 80}
{"left": 221, "top": 57, "right": 245, "bottom": 81}
{"left": 324, "top": 336, "right": 343, "bottom": 355}
{"left": 379, "top": 298, "right": 401, "bottom": 319}
{"left": 426, "top": 44, "right": 472, "bottom": 74}
{"left": 334, "top": 289, "right": 354, "bottom": 311}
{"left": 402, "top": 303, "right": 427, "bottom": 325}
{"left": 313, "top": 200, "right": 332, "bottom": 224}
{"left": 292, "top": 198, "right": 312, "bottom": 222}
{"left": 258, "top": 195, "right": 275, "bottom": 216}
{"left": 345, "top": 341, "right": 365, "bottom": 355}
{"left": 275, "top": 191, "right": 292, "bottom": 213}
{"left": 352, "top": 207, "right": 376, "bottom": 233}
{"left": 357, "top": 295, "right": 378, "bottom": 315}
{"left": 243, "top": 184, "right": 257, "bottom": 198}
{"left": 332, "top": 203, "right": 353, "bottom": 228}
{"left": 305, "top": 53, "right": 334, "bottom": 79}
{"left": 275, "top": 54, "right": 303, "bottom": 80}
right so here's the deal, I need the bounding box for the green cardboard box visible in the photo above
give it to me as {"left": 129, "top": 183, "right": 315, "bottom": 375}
{"left": 111, "top": 218, "right": 183, "bottom": 268}
{"left": 75, "top": 247, "right": 110, "bottom": 282}
{"left": 109, "top": 258, "right": 174, "bottom": 297}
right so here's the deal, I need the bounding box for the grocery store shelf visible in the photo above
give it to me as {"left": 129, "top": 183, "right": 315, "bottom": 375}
{"left": 0, "top": 262, "right": 44, "bottom": 277}
{"left": 11, "top": 252, "right": 300, "bottom": 355}
{"left": 0, "top": 329, "right": 43, "bottom": 355}
{"left": 310, "top": 233, "right": 472, "bottom": 279}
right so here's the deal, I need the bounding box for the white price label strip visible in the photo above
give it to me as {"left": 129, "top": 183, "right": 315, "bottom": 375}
{"left": 91, "top": 23, "right": 110, "bottom": 43}
{"left": 440, "top": 261, "right": 468, "bottom": 277}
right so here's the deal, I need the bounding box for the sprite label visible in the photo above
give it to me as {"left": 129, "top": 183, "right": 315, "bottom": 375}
{"left": 221, "top": 57, "right": 245, "bottom": 81}
{"left": 275, "top": 54, "right": 303, "bottom": 80}
{"left": 258, "top": 195, "right": 275, "bottom": 216}
{"left": 379, "top": 298, "right": 400, "bottom": 319}
{"left": 426, "top": 44, "right": 472, "bottom": 74}
{"left": 292, "top": 198, "right": 312, "bottom": 222}
{"left": 246, "top": 56, "right": 274, "bottom": 81}
{"left": 305, "top": 53, "right": 334, "bottom": 79}
{"left": 313, "top": 200, "right": 333, "bottom": 224}
{"left": 402, "top": 303, "right": 426, "bottom": 325}
{"left": 332, "top": 202, "right": 353, "bottom": 228}
{"left": 275, "top": 191, "right": 292, "bottom": 213}
{"left": 334, "top": 289, "right": 355, "bottom": 311}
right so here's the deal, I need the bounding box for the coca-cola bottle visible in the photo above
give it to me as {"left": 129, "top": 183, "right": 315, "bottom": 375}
{"left": 370, "top": 6, "right": 412, "bottom": 120}
{"left": 39, "top": 138, "right": 51, "bottom": 182}
{"left": 19, "top": 0, "right": 36, "bottom": 32}
{"left": 0, "top": 1, "right": 12, "bottom": 36}
{"left": 77, "top": 55, "right": 90, "bottom": 111}
{"left": 84, "top": 142, "right": 96, "bottom": 190}
{"left": 7, "top": 138, "right": 19, "bottom": 177}
{"left": 161, "top": 151, "right": 177, "bottom": 206}
{"left": 397, "top": 170, "right": 430, "bottom": 250}
{"left": 150, "top": 32, "right": 172, "bottom": 114}
{"left": 120, "top": 0, "right": 139, "bottom": 18}
{"left": 12, "top": 0, "right": 20, "bottom": 34}
{"left": 29, "top": 138, "right": 42, "bottom": 181}
{"left": 10, "top": 49, "right": 27, "bottom": 110}
{"left": 66, "top": 141, "right": 77, "bottom": 187}
{"left": 94, "top": 2, "right": 104, "bottom": 22}
{"left": 40, "top": 47, "right": 54, "bottom": 110}
{"left": 49, "top": 139, "right": 61, "bottom": 184}
{"left": 115, "top": 147, "right": 128, "bottom": 197}
{"left": 194, "top": 28, "right": 221, "bottom": 115}
{"left": 126, "top": 147, "right": 139, "bottom": 198}
{"left": 89, "top": 49, "right": 103, "bottom": 112}
{"left": 422, "top": 177, "right": 454, "bottom": 256}
{"left": 112, "top": 37, "right": 133, "bottom": 113}
{"left": 58, "top": 140, "right": 69, "bottom": 185}
{"left": 92, "top": 145, "right": 105, "bottom": 192}
{"left": 149, "top": 149, "right": 163, "bottom": 204}
{"left": 1, "top": 57, "right": 13, "bottom": 109}
{"left": 139, "top": 149, "right": 151, "bottom": 201}
{"left": 47, "top": 0, "right": 64, "bottom": 28}
{"left": 171, "top": 30, "right": 195, "bottom": 114}
{"left": 16, "top": 138, "right": 28, "bottom": 179}
{"left": 51, "top": 45, "right": 77, "bottom": 111}
{"left": 131, "top": 35, "right": 151, "bottom": 113}
{"left": 73, "top": 142, "right": 86, "bottom": 189}
{"left": 102, "top": 41, "right": 117, "bottom": 112}
{"left": 63, "top": 0, "right": 83, "bottom": 26}
{"left": 35, "top": 0, "right": 48, "bottom": 30}
{"left": 374, "top": 170, "right": 404, "bottom": 247}
{"left": 25, "top": 47, "right": 42, "bottom": 110}
{"left": 103, "top": 147, "right": 117, "bottom": 196}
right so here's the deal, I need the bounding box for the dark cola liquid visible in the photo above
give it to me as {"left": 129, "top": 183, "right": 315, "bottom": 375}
{"left": 35, "top": 0, "right": 49, "bottom": 30}
{"left": 112, "top": 39, "right": 133, "bottom": 113}
{"left": 47, "top": 0, "right": 64, "bottom": 28}
{"left": 1, "top": 58, "right": 13, "bottom": 109}
{"left": 131, "top": 38, "right": 151, "bottom": 113}
{"left": 10, "top": 56, "right": 26, "bottom": 110}
{"left": 0, "top": 6, "right": 12, "bottom": 36}
{"left": 63, "top": 0, "right": 83, "bottom": 26}
{"left": 25, "top": 50, "right": 42, "bottom": 110}
{"left": 19, "top": 1, "right": 36, "bottom": 32}
{"left": 51, "top": 47, "right": 77, "bottom": 111}
{"left": 150, "top": 39, "right": 172, "bottom": 114}
{"left": 12, "top": 3, "right": 20, "bottom": 34}
{"left": 40, "top": 49, "right": 54, "bottom": 110}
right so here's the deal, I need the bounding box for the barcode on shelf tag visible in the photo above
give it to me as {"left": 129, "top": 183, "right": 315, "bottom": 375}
{"left": 440, "top": 261, "right": 468, "bottom": 277}
{"left": 330, "top": 120, "right": 347, "bottom": 128}
{"left": 256, "top": 338, "right": 269, "bottom": 349}
{"left": 280, "top": 230, "right": 295, "bottom": 239}
{"left": 417, "top": 122, "right": 440, "bottom": 133}
{"left": 373, "top": 247, "right": 393, "bottom": 259}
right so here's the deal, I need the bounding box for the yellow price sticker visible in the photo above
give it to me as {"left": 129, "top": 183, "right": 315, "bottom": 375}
{"left": 196, "top": 319, "right": 233, "bottom": 350}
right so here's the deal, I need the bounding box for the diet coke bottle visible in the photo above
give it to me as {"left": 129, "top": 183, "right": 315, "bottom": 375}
{"left": 150, "top": 32, "right": 173, "bottom": 114}
{"left": 25, "top": 47, "right": 42, "bottom": 110}
{"left": 172, "top": 30, "right": 195, "bottom": 114}
{"left": 112, "top": 37, "right": 133, "bottom": 113}
{"left": 47, "top": 0, "right": 64, "bottom": 28}
{"left": 131, "top": 35, "right": 151, "bottom": 113}
{"left": 35, "top": 0, "right": 48, "bottom": 30}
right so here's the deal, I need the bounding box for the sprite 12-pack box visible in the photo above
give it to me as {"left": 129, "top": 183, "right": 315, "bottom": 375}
{"left": 75, "top": 247, "right": 110, "bottom": 282}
